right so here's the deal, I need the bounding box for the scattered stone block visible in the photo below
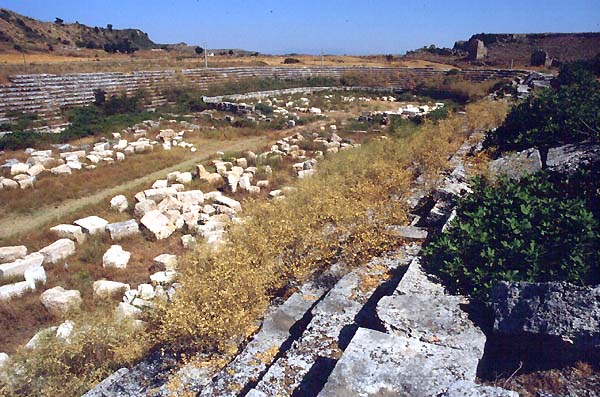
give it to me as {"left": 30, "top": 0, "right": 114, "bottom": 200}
{"left": 27, "top": 164, "right": 45, "bottom": 177}
{"left": 50, "top": 224, "right": 86, "bottom": 244}
{"left": 141, "top": 210, "right": 177, "bottom": 240}
{"left": 150, "top": 271, "right": 177, "bottom": 285}
{"left": 0, "top": 245, "right": 27, "bottom": 264}
{"left": 0, "top": 252, "right": 44, "bottom": 279}
{"left": 153, "top": 254, "right": 178, "bottom": 271}
{"left": 106, "top": 219, "right": 140, "bottom": 240}
{"left": 388, "top": 225, "right": 429, "bottom": 240}
{"left": 40, "top": 286, "right": 82, "bottom": 316}
{"left": 74, "top": 216, "right": 109, "bottom": 235}
{"left": 214, "top": 196, "right": 242, "bottom": 212}
{"left": 56, "top": 320, "right": 75, "bottom": 342}
{"left": 0, "top": 281, "right": 32, "bottom": 301}
{"left": 50, "top": 164, "right": 72, "bottom": 175}
{"left": 176, "top": 172, "right": 193, "bottom": 184}
{"left": 0, "top": 352, "right": 8, "bottom": 368}
{"left": 39, "top": 239, "right": 76, "bottom": 265}
{"left": 177, "top": 190, "right": 204, "bottom": 206}
{"left": 115, "top": 302, "right": 142, "bottom": 322}
{"left": 93, "top": 280, "right": 131, "bottom": 299}
{"left": 134, "top": 199, "right": 157, "bottom": 217}
{"left": 181, "top": 234, "right": 197, "bottom": 249}
{"left": 110, "top": 195, "right": 129, "bottom": 212}
{"left": 137, "top": 284, "right": 155, "bottom": 300}
{"left": 103, "top": 245, "right": 131, "bottom": 269}
{"left": 24, "top": 266, "right": 46, "bottom": 288}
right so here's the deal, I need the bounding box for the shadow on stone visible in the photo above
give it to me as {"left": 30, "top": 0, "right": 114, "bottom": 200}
{"left": 290, "top": 357, "right": 338, "bottom": 397}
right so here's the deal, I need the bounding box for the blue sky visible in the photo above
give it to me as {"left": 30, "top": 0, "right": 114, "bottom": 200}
{"left": 2, "top": 0, "right": 600, "bottom": 54}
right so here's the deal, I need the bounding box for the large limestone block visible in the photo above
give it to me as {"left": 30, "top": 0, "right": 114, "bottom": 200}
{"left": 50, "top": 164, "right": 72, "bottom": 175}
{"left": 0, "top": 253, "right": 44, "bottom": 279}
{"left": 157, "top": 195, "right": 183, "bottom": 212}
{"left": 10, "top": 163, "right": 30, "bottom": 176}
{"left": 176, "top": 172, "right": 193, "bottom": 184}
{"left": 40, "top": 286, "right": 82, "bottom": 316}
{"left": 115, "top": 302, "right": 142, "bottom": 322}
{"left": 377, "top": 292, "right": 486, "bottom": 359}
{"left": 74, "top": 216, "right": 109, "bottom": 235}
{"left": 214, "top": 196, "right": 242, "bottom": 212}
{"left": 93, "top": 280, "right": 130, "bottom": 299}
{"left": 546, "top": 143, "right": 600, "bottom": 174}
{"left": 488, "top": 148, "right": 542, "bottom": 181}
{"left": 318, "top": 328, "right": 480, "bottom": 397}
{"left": 39, "top": 239, "right": 76, "bottom": 265}
{"left": 153, "top": 254, "right": 178, "bottom": 271}
{"left": 0, "top": 281, "right": 33, "bottom": 301}
{"left": 27, "top": 164, "right": 45, "bottom": 177}
{"left": 141, "top": 210, "right": 176, "bottom": 240}
{"left": 24, "top": 266, "right": 46, "bottom": 288}
{"left": 134, "top": 199, "right": 157, "bottom": 217}
{"left": 110, "top": 195, "right": 129, "bottom": 212}
{"left": 106, "top": 220, "right": 140, "bottom": 240}
{"left": 491, "top": 281, "right": 600, "bottom": 352}
{"left": 144, "top": 187, "right": 178, "bottom": 203}
{"left": 50, "top": 224, "right": 86, "bottom": 244}
{"left": 0, "top": 245, "right": 27, "bottom": 264}
{"left": 102, "top": 245, "right": 131, "bottom": 269}
{"left": 176, "top": 190, "right": 204, "bottom": 206}
{"left": 200, "top": 173, "right": 224, "bottom": 186}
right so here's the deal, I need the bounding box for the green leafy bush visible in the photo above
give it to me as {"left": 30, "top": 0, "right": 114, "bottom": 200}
{"left": 484, "top": 80, "right": 600, "bottom": 152}
{"left": 423, "top": 172, "right": 599, "bottom": 301}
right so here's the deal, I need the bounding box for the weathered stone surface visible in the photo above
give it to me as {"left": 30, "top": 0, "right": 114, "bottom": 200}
{"left": 144, "top": 187, "right": 178, "bottom": 203}
{"left": 74, "top": 216, "right": 109, "bottom": 235}
{"left": 0, "top": 352, "right": 8, "bottom": 368}
{"left": 387, "top": 225, "right": 428, "bottom": 240}
{"left": 141, "top": 210, "right": 177, "bottom": 240}
{"left": 214, "top": 196, "right": 242, "bottom": 212}
{"left": 40, "top": 286, "right": 82, "bottom": 316}
{"left": 0, "top": 252, "right": 44, "bottom": 279}
{"left": 106, "top": 219, "right": 140, "bottom": 240}
{"left": 39, "top": 239, "right": 76, "bottom": 265}
{"left": 546, "top": 143, "right": 600, "bottom": 174}
{"left": 24, "top": 265, "right": 46, "bottom": 288}
{"left": 377, "top": 293, "right": 486, "bottom": 358}
{"left": 0, "top": 245, "right": 27, "bottom": 264}
{"left": 93, "top": 280, "right": 130, "bottom": 299}
{"left": 177, "top": 190, "right": 204, "bottom": 206}
{"left": 176, "top": 172, "right": 193, "bottom": 184}
{"left": 441, "top": 380, "right": 519, "bottom": 397}
{"left": 149, "top": 271, "right": 177, "bottom": 285}
{"left": 0, "top": 281, "right": 32, "bottom": 300}
{"left": 50, "top": 224, "right": 86, "bottom": 244}
{"left": 56, "top": 320, "right": 75, "bottom": 342}
{"left": 488, "top": 148, "right": 542, "bottom": 180}
{"left": 134, "top": 199, "right": 157, "bottom": 217}
{"left": 115, "top": 302, "right": 142, "bottom": 322}
{"left": 181, "top": 234, "right": 197, "bottom": 249}
{"left": 110, "top": 195, "right": 129, "bottom": 212}
{"left": 318, "top": 328, "right": 479, "bottom": 397}
{"left": 153, "top": 254, "right": 178, "bottom": 271}
{"left": 10, "top": 162, "right": 29, "bottom": 176}
{"left": 491, "top": 281, "right": 600, "bottom": 351}
{"left": 102, "top": 245, "right": 131, "bottom": 269}
{"left": 50, "top": 164, "right": 72, "bottom": 175}
{"left": 395, "top": 257, "right": 445, "bottom": 296}
{"left": 26, "top": 164, "right": 45, "bottom": 177}
{"left": 157, "top": 195, "right": 183, "bottom": 212}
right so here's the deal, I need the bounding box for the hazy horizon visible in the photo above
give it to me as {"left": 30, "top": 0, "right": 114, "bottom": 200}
{"left": 2, "top": 0, "right": 600, "bottom": 55}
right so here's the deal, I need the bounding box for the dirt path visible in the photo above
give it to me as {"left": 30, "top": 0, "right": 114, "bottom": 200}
{"left": 0, "top": 136, "right": 268, "bottom": 241}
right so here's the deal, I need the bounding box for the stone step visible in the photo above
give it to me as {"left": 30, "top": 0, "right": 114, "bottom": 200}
{"left": 247, "top": 244, "right": 420, "bottom": 396}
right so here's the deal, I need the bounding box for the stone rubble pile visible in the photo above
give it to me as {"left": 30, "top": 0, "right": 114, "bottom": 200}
{"left": 0, "top": 119, "right": 200, "bottom": 192}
